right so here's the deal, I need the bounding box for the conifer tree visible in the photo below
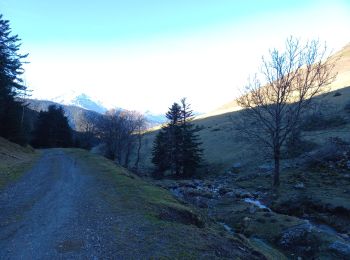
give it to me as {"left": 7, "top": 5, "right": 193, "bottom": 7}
{"left": 152, "top": 99, "right": 202, "bottom": 178}
{"left": 166, "top": 103, "right": 182, "bottom": 176}
{"left": 0, "top": 14, "right": 28, "bottom": 143}
{"left": 151, "top": 129, "right": 169, "bottom": 178}
{"left": 31, "top": 105, "right": 72, "bottom": 148}
{"left": 179, "top": 98, "right": 203, "bottom": 177}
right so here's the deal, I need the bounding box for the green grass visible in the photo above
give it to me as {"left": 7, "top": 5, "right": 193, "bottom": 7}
{"left": 67, "top": 149, "right": 197, "bottom": 219}
{"left": 0, "top": 137, "right": 40, "bottom": 190}
{"left": 0, "top": 159, "right": 37, "bottom": 189}
{"left": 64, "top": 149, "right": 269, "bottom": 259}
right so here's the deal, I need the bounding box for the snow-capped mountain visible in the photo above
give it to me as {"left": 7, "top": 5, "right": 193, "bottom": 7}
{"left": 47, "top": 91, "right": 167, "bottom": 127}
{"left": 51, "top": 91, "right": 107, "bottom": 114}
{"left": 144, "top": 111, "right": 167, "bottom": 126}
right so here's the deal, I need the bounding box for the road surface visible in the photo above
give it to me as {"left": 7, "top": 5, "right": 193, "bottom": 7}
{"left": 0, "top": 149, "right": 118, "bottom": 259}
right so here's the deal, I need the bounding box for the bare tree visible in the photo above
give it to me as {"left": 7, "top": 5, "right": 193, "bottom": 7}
{"left": 237, "top": 37, "right": 338, "bottom": 187}
{"left": 98, "top": 109, "right": 146, "bottom": 169}
{"left": 133, "top": 113, "right": 147, "bottom": 173}
{"left": 122, "top": 111, "right": 146, "bottom": 168}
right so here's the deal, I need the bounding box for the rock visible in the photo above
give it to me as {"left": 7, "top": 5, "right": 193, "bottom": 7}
{"left": 218, "top": 187, "right": 232, "bottom": 196}
{"left": 178, "top": 180, "right": 197, "bottom": 188}
{"left": 329, "top": 241, "right": 350, "bottom": 257}
{"left": 347, "top": 161, "right": 350, "bottom": 169}
{"left": 249, "top": 206, "right": 257, "bottom": 214}
{"left": 279, "top": 223, "right": 312, "bottom": 248}
{"left": 235, "top": 190, "right": 253, "bottom": 199}
{"left": 231, "top": 163, "right": 242, "bottom": 173}
{"left": 258, "top": 163, "right": 274, "bottom": 173}
{"left": 294, "top": 183, "right": 305, "bottom": 189}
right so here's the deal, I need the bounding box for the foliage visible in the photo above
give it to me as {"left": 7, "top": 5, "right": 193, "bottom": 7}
{"left": 31, "top": 105, "right": 73, "bottom": 148}
{"left": 0, "top": 14, "right": 28, "bottom": 144}
{"left": 152, "top": 98, "right": 202, "bottom": 178}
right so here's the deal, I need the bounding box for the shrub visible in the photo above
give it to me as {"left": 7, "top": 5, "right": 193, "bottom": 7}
{"left": 303, "top": 137, "right": 349, "bottom": 169}
{"left": 301, "top": 113, "right": 347, "bottom": 131}
{"left": 283, "top": 129, "right": 317, "bottom": 158}
{"left": 344, "top": 102, "right": 350, "bottom": 113}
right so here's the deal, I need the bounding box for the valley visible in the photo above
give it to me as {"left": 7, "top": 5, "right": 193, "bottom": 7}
{"left": 1, "top": 4, "right": 350, "bottom": 258}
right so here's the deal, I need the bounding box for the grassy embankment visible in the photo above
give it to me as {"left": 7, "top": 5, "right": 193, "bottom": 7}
{"left": 65, "top": 149, "right": 268, "bottom": 259}
{"left": 0, "top": 137, "right": 40, "bottom": 189}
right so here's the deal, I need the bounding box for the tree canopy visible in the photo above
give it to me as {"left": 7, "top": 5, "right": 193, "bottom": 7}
{"left": 31, "top": 105, "right": 73, "bottom": 148}
{"left": 0, "top": 14, "right": 28, "bottom": 144}
{"left": 152, "top": 98, "right": 202, "bottom": 178}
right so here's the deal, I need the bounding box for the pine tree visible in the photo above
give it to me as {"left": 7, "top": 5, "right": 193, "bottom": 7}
{"left": 31, "top": 105, "right": 73, "bottom": 148}
{"left": 166, "top": 103, "right": 182, "bottom": 176}
{"left": 0, "top": 14, "right": 28, "bottom": 143}
{"left": 179, "top": 98, "right": 203, "bottom": 177}
{"left": 151, "top": 129, "right": 169, "bottom": 178}
{"left": 151, "top": 99, "right": 202, "bottom": 178}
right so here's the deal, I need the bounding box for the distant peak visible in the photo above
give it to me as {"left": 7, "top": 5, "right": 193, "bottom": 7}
{"left": 50, "top": 91, "right": 107, "bottom": 114}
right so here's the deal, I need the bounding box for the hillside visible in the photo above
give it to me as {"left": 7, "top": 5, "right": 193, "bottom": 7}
{"left": 0, "top": 137, "right": 38, "bottom": 189}
{"left": 130, "top": 43, "right": 350, "bottom": 258}
{"left": 25, "top": 99, "right": 103, "bottom": 131}
{"left": 136, "top": 42, "right": 350, "bottom": 175}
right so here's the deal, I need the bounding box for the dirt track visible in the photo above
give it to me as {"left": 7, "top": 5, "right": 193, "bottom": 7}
{"left": 0, "top": 149, "right": 118, "bottom": 259}
{"left": 0, "top": 149, "right": 267, "bottom": 260}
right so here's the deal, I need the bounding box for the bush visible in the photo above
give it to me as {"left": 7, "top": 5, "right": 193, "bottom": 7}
{"left": 301, "top": 113, "right": 347, "bottom": 131}
{"left": 344, "top": 102, "right": 350, "bottom": 113}
{"left": 283, "top": 130, "right": 317, "bottom": 158}
{"left": 302, "top": 137, "right": 349, "bottom": 169}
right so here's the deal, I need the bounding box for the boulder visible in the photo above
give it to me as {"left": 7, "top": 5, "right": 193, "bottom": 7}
{"left": 279, "top": 222, "right": 312, "bottom": 248}
{"left": 258, "top": 163, "right": 274, "bottom": 173}
{"left": 329, "top": 241, "right": 350, "bottom": 257}
{"left": 231, "top": 163, "right": 242, "bottom": 173}
{"left": 294, "top": 182, "right": 305, "bottom": 189}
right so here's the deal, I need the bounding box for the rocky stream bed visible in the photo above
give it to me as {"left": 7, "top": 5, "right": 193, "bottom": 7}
{"left": 155, "top": 176, "right": 350, "bottom": 259}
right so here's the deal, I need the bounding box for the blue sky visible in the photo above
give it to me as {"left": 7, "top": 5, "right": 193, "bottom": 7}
{"left": 2, "top": 0, "right": 350, "bottom": 113}
{"left": 3, "top": 1, "right": 314, "bottom": 44}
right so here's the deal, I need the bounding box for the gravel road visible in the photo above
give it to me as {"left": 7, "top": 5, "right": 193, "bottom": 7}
{"left": 0, "top": 149, "right": 119, "bottom": 259}
{"left": 0, "top": 149, "right": 266, "bottom": 260}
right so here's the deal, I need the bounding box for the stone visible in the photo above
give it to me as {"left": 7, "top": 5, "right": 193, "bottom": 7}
{"left": 347, "top": 161, "right": 350, "bottom": 169}
{"left": 279, "top": 223, "right": 312, "bottom": 248}
{"left": 294, "top": 183, "right": 305, "bottom": 189}
{"left": 231, "top": 163, "right": 242, "bottom": 173}
{"left": 329, "top": 241, "right": 350, "bottom": 257}
{"left": 258, "top": 163, "right": 274, "bottom": 173}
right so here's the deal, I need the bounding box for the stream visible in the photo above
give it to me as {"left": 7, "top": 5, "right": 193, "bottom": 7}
{"left": 167, "top": 180, "right": 350, "bottom": 255}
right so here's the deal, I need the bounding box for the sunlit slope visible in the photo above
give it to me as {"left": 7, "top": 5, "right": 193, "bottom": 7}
{"left": 199, "top": 42, "right": 350, "bottom": 119}
{"left": 136, "top": 43, "right": 350, "bottom": 175}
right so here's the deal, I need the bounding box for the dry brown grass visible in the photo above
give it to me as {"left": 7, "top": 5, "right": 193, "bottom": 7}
{"left": 135, "top": 43, "right": 350, "bottom": 176}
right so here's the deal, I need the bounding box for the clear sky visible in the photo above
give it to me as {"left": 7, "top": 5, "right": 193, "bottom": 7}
{"left": 2, "top": 0, "right": 350, "bottom": 113}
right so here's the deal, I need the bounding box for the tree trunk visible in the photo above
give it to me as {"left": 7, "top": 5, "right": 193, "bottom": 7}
{"left": 134, "top": 133, "right": 142, "bottom": 173}
{"left": 123, "top": 141, "right": 132, "bottom": 168}
{"left": 273, "top": 148, "right": 280, "bottom": 187}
